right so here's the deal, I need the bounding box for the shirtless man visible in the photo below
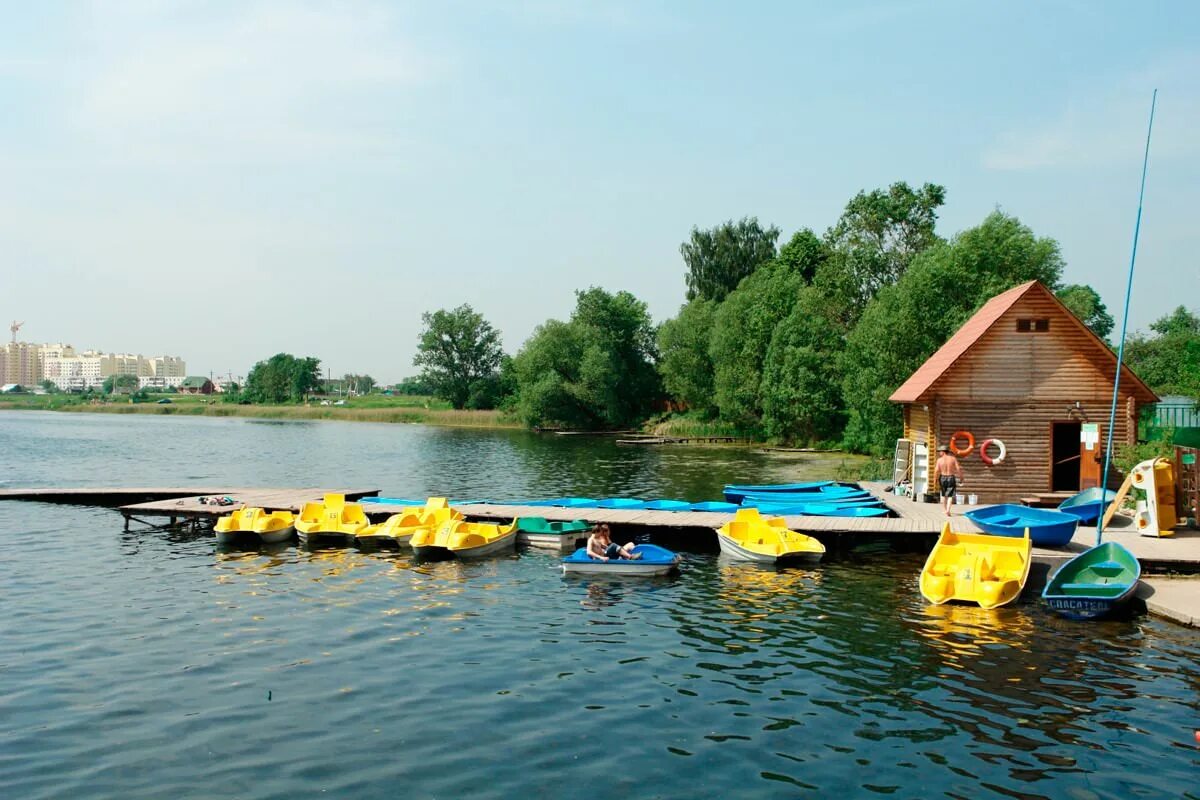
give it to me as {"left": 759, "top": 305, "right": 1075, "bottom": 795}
{"left": 935, "top": 445, "right": 964, "bottom": 515}
{"left": 585, "top": 524, "right": 638, "bottom": 561}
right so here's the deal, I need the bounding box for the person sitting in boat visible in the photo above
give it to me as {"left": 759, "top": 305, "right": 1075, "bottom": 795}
{"left": 935, "top": 445, "right": 964, "bottom": 515}
{"left": 586, "top": 524, "right": 639, "bottom": 561}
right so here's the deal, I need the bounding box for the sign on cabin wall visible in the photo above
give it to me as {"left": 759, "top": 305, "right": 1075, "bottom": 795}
{"left": 1081, "top": 423, "right": 1099, "bottom": 451}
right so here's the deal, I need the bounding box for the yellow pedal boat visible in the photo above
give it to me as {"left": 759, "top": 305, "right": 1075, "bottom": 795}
{"left": 355, "top": 498, "right": 463, "bottom": 547}
{"left": 716, "top": 508, "right": 825, "bottom": 563}
{"left": 919, "top": 523, "right": 1031, "bottom": 609}
{"left": 214, "top": 507, "right": 296, "bottom": 545}
{"left": 295, "top": 493, "right": 369, "bottom": 547}
{"left": 410, "top": 518, "right": 518, "bottom": 559}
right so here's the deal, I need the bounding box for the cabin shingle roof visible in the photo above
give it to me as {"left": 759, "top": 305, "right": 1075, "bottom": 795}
{"left": 888, "top": 280, "right": 1157, "bottom": 404}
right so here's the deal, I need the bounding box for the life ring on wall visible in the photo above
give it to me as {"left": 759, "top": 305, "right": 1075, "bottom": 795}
{"left": 979, "top": 438, "right": 1007, "bottom": 465}
{"left": 949, "top": 430, "right": 975, "bottom": 457}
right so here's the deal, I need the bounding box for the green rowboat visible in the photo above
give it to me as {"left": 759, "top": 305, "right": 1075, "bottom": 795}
{"left": 1041, "top": 542, "right": 1141, "bottom": 620}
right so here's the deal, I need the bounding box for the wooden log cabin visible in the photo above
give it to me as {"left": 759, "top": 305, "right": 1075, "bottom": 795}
{"left": 888, "top": 280, "right": 1158, "bottom": 504}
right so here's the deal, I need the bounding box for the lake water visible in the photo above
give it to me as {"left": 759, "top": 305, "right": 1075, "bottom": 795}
{"left": 1, "top": 412, "right": 1198, "bottom": 798}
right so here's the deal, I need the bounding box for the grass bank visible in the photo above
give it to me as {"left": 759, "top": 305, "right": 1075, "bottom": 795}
{"left": 0, "top": 394, "right": 521, "bottom": 429}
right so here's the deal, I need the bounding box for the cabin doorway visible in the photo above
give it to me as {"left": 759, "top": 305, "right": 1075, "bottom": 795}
{"left": 1051, "top": 422, "right": 1081, "bottom": 491}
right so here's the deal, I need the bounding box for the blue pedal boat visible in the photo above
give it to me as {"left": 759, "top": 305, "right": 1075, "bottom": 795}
{"left": 963, "top": 504, "right": 1080, "bottom": 547}
{"left": 1042, "top": 542, "right": 1141, "bottom": 620}
{"left": 1056, "top": 488, "right": 1118, "bottom": 524}
{"left": 738, "top": 490, "right": 872, "bottom": 505}
{"left": 561, "top": 543, "right": 680, "bottom": 576}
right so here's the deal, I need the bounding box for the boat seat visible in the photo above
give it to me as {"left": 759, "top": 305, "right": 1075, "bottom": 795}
{"left": 1061, "top": 582, "right": 1130, "bottom": 591}
{"left": 1090, "top": 561, "right": 1126, "bottom": 577}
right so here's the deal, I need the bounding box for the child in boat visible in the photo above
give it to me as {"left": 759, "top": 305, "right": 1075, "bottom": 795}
{"left": 586, "top": 524, "right": 639, "bottom": 561}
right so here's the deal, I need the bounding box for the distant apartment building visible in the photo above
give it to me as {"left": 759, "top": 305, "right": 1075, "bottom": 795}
{"left": 37, "top": 342, "right": 187, "bottom": 390}
{"left": 0, "top": 342, "right": 43, "bottom": 387}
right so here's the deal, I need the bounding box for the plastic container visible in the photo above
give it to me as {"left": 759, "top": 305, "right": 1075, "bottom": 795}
{"left": 955, "top": 494, "right": 965, "bottom": 505}
{"left": 968, "top": 494, "right": 978, "bottom": 505}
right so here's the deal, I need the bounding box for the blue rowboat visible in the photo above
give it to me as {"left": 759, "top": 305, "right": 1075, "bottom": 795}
{"left": 643, "top": 499, "right": 692, "bottom": 511}
{"left": 751, "top": 503, "right": 890, "bottom": 518}
{"left": 593, "top": 498, "right": 649, "bottom": 509}
{"left": 963, "top": 504, "right": 1080, "bottom": 548}
{"left": 723, "top": 481, "right": 833, "bottom": 503}
{"left": 1056, "top": 488, "right": 1118, "bottom": 524}
{"left": 687, "top": 501, "right": 741, "bottom": 513}
{"left": 741, "top": 497, "right": 883, "bottom": 511}
{"left": 1042, "top": 542, "right": 1141, "bottom": 620}
{"left": 738, "top": 490, "right": 872, "bottom": 505}
{"left": 561, "top": 543, "right": 680, "bottom": 576}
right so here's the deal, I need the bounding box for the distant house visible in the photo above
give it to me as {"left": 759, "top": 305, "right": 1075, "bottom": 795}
{"left": 0, "top": 383, "right": 25, "bottom": 393}
{"left": 888, "top": 280, "right": 1158, "bottom": 504}
{"left": 178, "top": 376, "right": 215, "bottom": 395}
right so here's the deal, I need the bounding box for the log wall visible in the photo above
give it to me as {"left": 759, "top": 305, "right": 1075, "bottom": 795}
{"left": 898, "top": 290, "right": 1153, "bottom": 503}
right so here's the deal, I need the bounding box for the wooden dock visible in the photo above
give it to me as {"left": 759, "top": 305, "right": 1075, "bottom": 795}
{"left": 3, "top": 482, "right": 1197, "bottom": 571}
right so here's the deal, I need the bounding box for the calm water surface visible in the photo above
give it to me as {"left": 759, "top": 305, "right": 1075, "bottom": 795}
{"left": 1, "top": 412, "right": 1197, "bottom": 799}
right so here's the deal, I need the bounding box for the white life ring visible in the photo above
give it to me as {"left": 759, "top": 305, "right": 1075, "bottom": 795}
{"left": 979, "top": 438, "right": 1006, "bottom": 465}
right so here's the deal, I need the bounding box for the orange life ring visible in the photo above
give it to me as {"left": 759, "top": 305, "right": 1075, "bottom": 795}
{"left": 949, "top": 430, "right": 974, "bottom": 457}
{"left": 979, "top": 438, "right": 1007, "bottom": 465}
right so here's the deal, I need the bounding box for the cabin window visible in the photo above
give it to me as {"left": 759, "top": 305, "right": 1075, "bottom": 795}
{"left": 1016, "top": 318, "right": 1050, "bottom": 332}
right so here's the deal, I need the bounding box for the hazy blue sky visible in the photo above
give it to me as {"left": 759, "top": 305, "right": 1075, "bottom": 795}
{"left": 2, "top": 1, "right": 1197, "bottom": 383}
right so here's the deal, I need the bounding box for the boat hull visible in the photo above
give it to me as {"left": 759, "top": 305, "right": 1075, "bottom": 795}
{"left": 919, "top": 524, "right": 1031, "bottom": 609}
{"left": 1042, "top": 542, "right": 1141, "bottom": 620}
{"left": 297, "top": 530, "right": 358, "bottom": 547}
{"left": 1056, "top": 488, "right": 1119, "bottom": 524}
{"left": 561, "top": 544, "right": 679, "bottom": 576}
{"left": 963, "top": 505, "right": 1079, "bottom": 547}
{"left": 450, "top": 531, "right": 517, "bottom": 559}
{"left": 257, "top": 525, "right": 295, "bottom": 545}
{"left": 716, "top": 532, "right": 823, "bottom": 563}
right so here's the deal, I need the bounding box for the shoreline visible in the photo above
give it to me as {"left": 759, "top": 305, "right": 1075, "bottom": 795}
{"left": 0, "top": 401, "right": 525, "bottom": 430}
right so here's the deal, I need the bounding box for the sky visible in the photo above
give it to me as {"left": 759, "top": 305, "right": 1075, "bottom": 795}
{"left": 2, "top": 0, "right": 1198, "bottom": 383}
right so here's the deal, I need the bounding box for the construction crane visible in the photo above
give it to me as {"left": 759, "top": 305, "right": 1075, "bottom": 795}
{"left": 10, "top": 320, "right": 23, "bottom": 344}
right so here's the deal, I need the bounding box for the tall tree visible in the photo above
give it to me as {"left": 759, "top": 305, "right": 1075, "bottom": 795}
{"left": 513, "top": 288, "right": 660, "bottom": 429}
{"left": 102, "top": 373, "right": 140, "bottom": 394}
{"left": 775, "top": 228, "right": 828, "bottom": 283}
{"left": 1057, "top": 284, "right": 1114, "bottom": 340}
{"left": 656, "top": 299, "right": 718, "bottom": 416}
{"left": 244, "top": 353, "right": 322, "bottom": 403}
{"left": 413, "top": 304, "right": 505, "bottom": 410}
{"left": 681, "top": 217, "right": 780, "bottom": 303}
{"left": 841, "top": 211, "right": 1065, "bottom": 454}
{"left": 818, "top": 181, "right": 946, "bottom": 327}
{"left": 1124, "top": 306, "right": 1200, "bottom": 397}
{"left": 341, "top": 373, "right": 377, "bottom": 395}
{"left": 760, "top": 287, "right": 846, "bottom": 443}
{"left": 709, "top": 262, "right": 805, "bottom": 429}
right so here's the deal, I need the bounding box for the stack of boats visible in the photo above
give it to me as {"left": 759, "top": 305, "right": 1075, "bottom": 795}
{"left": 504, "top": 480, "right": 889, "bottom": 518}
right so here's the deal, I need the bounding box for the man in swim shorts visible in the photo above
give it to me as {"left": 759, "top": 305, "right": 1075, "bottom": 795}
{"left": 935, "top": 445, "right": 964, "bottom": 515}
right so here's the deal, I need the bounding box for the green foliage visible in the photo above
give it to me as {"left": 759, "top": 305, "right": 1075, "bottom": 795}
{"left": 1057, "top": 284, "right": 1114, "bottom": 340}
{"left": 102, "top": 373, "right": 140, "bottom": 395}
{"left": 413, "top": 304, "right": 505, "bottom": 410}
{"left": 656, "top": 299, "right": 717, "bottom": 416}
{"left": 513, "top": 288, "right": 660, "bottom": 429}
{"left": 776, "top": 228, "right": 828, "bottom": 283}
{"left": 1114, "top": 425, "right": 1176, "bottom": 476}
{"left": 681, "top": 217, "right": 780, "bottom": 302}
{"left": 841, "top": 211, "right": 1065, "bottom": 454}
{"left": 709, "top": 262, "right": 805, "bottom": 429}
{"left": 821, "top": 181, "right": 946, "bottom": 322}
{"left": 1124, "top": 306, "right": 1200, "bottom": 397}
{"left": 40, "top": 380, "right": 58, "bottom": 393}
{"left": 244, "top": 353, "right": 322, "bottom": 403}
{"left": 393, "top": 376, "right": 433, "bottom": 395}
{"left": 761, "top": 287, "right": 846, "bottom": 443}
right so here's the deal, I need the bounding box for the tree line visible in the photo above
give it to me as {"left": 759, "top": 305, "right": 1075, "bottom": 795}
{"left": 232, "top": 180, "right": 1199, "bottom": 452}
